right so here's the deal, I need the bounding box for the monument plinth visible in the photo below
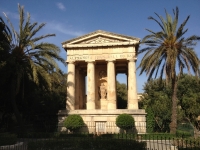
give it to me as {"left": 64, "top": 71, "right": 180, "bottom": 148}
{"left": 100, "top": 99, "right": 107, "bottom": 109}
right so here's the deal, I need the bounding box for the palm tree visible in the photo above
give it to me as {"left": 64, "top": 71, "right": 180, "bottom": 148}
{"left": 138, "top": 7, "right": 200, "bottom": 133}
{"left": 1, "top": 4, "right": 65, "bottom": 128}
{"left": 0, "top": 17, "right": 12, "bottom": 66}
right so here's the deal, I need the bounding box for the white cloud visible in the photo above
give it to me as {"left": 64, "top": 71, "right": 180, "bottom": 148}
{"left": 56, "top": 3, "right": 66, "bottom": 11}
{"left": 47, "top": 21, "right": 85, "bottom": 37}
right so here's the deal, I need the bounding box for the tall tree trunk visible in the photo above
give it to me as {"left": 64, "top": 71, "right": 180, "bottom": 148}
{"left": 170, "top": 77, "right": 178, "bottom": 134}
{"left": 11, "top": 77, "right": 23, "bottom": 131}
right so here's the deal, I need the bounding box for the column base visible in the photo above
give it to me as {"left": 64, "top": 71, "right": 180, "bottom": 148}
{"left": 107, "top": 100, "right": 116, "bottom": 109}
{"left": 128, "top": 100, "right": 138, "bottom": 109}
{"left": 100, "top": 99, "right": 107, "bottom": 109}
{"left": 66, "top": 101, "right": 74, "bottom": 110}
{"left": 87, "top": 101, "right": 95, "bottom": 110}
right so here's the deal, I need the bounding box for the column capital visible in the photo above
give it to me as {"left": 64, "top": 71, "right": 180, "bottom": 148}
{"left": 67, "top": 61, "right": 75, "bottom": 64}
{"left": 106, "top": 59, "right": 116, "bottom": 62}
{"left": 128, "top": 58, "right": 137, "bottom": 62}
{"left": 86, "top": 60, "right": 96, "bottom": 64}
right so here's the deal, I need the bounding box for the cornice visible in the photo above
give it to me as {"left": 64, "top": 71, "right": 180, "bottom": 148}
{"left": 61, "top": 30, "right": 140, "bottom": 45}
{"left": 63, "top": 41, "right": 138, "bottom": 48}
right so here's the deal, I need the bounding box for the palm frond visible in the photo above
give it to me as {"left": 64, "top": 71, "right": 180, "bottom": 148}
{"left": 2, "top": 4, "right": 65, "bottom": 90}
{"left": 172, "top": 7, "right": 179, "bottom": 33}
{"left": 31, "top": 34, "right": 56, "bottom": 43}
{"left": 176, "top": 16, "right": 190, "bottom": 39}
{"left": 149, "top": 15, "right": 165, "bottom": 32}
{"left": 3, "top": 12, "right": 18, "bottom": 45}
{"left": 138, "top": 6, "right": 200, "bottom": 84}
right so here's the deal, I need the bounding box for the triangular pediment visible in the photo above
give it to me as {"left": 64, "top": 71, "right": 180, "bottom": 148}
{"left": 62, "top": 30, "right": 140, "bottom": 48}
{"left": 77, "top": 36, "right": 125, "bottom": 44}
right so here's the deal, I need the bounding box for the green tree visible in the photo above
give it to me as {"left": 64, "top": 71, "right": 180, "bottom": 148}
{"left": 138, "top": 7, "right": 200, "bottom": 133}
{"left": 18, "top": 72, "right": 66, "bottom": 132}
{"left": 140, "top": 79, "right": 171, "bottom": 132}
{"left": 0, "top": 4, "right": 65, "bottom": 129}
{"left": 177, "top": 74, "right": 200, "bottom": 130}
{"left": 140, "top": 75, "right": 200, "bottom": 132}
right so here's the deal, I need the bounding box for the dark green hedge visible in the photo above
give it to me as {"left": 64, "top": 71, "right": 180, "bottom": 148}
{"left": 0, "top": 133, "right": 17, "bottom": 146}
{"left": 176, "top": 130, "right": 192, "bottom": 138}
{"left": 28, "top": 138, "right": 146, "bottom": 150}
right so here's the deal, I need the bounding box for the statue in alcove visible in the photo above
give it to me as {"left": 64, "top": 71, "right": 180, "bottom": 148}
{"left": 99, "top": 83, "right": 107, "bottom": 99}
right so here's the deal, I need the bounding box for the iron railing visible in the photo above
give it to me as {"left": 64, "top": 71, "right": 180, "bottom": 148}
{"left": 0, "top": 132, "right": 200, "bottom": 150}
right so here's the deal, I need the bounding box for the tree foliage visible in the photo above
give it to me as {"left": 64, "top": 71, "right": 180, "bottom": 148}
{"left": 139, "top": 79, "right": 171, "bottom": 132}
{"left": 140, "top": 75, "right": 200, "bottom": 132}
{"left": 0, "top": 71, "right": 67, "bottom": 132}
{"left": 177, "top": 74, "right": 200, "bottom": 130}
{"left": 116, "top": 81, "right": 127, "bottom": 109}
{"left": 138, "top": 7, "right": 200, "bottom": 133}
{"left": 0, "top": 17, "right": 11, "bottom": 57}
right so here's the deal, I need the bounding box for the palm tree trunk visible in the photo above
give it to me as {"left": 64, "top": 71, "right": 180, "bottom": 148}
{"left": 170, "top": 77, "right": 178, "bottom": 134}
{"left": 10, "top": 77, "right": 23, "bottom": 131}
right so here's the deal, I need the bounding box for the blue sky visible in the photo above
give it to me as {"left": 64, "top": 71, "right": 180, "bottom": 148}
{"left": 1, "top": 0, "right": 200, "bottom": 93}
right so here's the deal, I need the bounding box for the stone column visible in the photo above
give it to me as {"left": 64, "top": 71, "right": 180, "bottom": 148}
{"left": 79, "top": 72, "right": 84, "bottom": 109}
{"left": 83, "top": 74, "right": 86, "bottom": 109}
{"left": 75, "top": 68, "right": 79, "bottom": 109}
{"left": 107, "top": 60, "right": 117, "bottom": 109}
{"left": 126, "top": 72, "right": 128, "bottom": 91}
{"left": 67, "top": 61, "right": 75, "bottom": 110}
{"left": 87, "top": 61, "right": 95, "bottom": 109}
{"left": 128, "top": 58, "right": 138, "bottom": 109}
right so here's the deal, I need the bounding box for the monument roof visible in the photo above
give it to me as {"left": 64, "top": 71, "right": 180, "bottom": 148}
{"left": 62, "top": 30, "right": 140, "bottom": 49}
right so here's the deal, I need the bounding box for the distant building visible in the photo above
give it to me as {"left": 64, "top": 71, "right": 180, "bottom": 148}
{"left": 137, "top": 93, "right": 143, "bottom": 101}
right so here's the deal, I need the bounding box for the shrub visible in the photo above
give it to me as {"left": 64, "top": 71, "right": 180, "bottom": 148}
{"left": 176, "top": 130, "right": 192, "bottom": 138}
{"left": 0, "top": 133, "right": 17, "bottom": 146}
{"left": 116, "top": 113, "right": 135, "bottom": 131}
{"left": 64, "top": 114, "right": 84, "bottom": 132}
{"left": 176, "top": 123, "right": 194, "bottom": 137}
{"left": 139, "top": 133, "right": 175, "bottom": 140}
{"left": 146, "top": 107, "right": 155, "bottom": 133}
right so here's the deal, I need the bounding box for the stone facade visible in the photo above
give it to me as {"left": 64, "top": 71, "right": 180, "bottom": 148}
{"left": 58, "top": 30, "right": 146, "bottom": 133}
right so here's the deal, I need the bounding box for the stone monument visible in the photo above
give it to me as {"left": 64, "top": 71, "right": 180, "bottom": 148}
{"left": 58, "top": 30, "right": 146, "bottom": 133}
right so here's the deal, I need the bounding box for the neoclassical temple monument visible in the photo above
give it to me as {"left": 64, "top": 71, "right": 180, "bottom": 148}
{"left": 58, "top": 30, "right": 146, "bottom": 133}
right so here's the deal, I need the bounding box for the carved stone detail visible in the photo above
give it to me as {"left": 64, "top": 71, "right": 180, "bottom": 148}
{"left": 99, "top": 70, "right": 106, "bottom": 78}
{"left": 81, "top": 36, "right": 121, "bottom": 44}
